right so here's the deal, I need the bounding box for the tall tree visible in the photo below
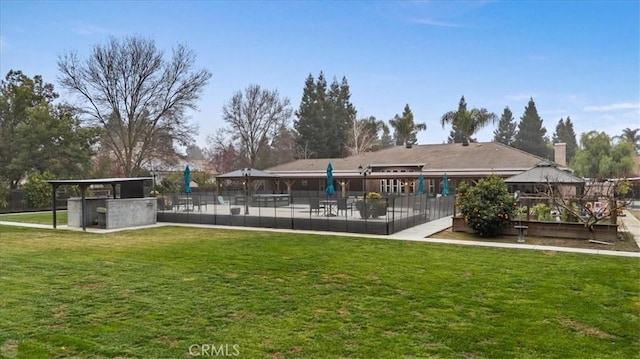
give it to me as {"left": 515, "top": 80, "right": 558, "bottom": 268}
{"left": 293, "top": 72, "right": 356, "bottom": 158}
{"left": 221, "top": 84, "right": 292, "bottom": 168}
{"left": 552, "top": 117, "right": 578, "bottom": 163}
{"left": 379, "top": 125, "right": 394, "bottom": 149}
{"left": 346, "top": 116, "right": 389, "bottom": 155}
{"left": 205, "top": 130, "right": 242, "bottom": 174}
{"left": 446, "top": 96, "right": 468, "bottom": 144}
{"left": 389, "top": 104, "right": 426, "bottom": 146}
{"left": 0, "top": 71, "right": 97, "bottom": 187}
{"left": 186, "top": 144, "right": 205, "bottom": 161}
{"left": 58, "top": 36, "right": 212, "bottom": 177}
{"left": 513, "top": 98, "right": 548, "bottom": 157}
{"left": 441, "top": 96, "right": 496, "bottom": 146}
{"left": 269, "top": 125, "right": 298, "bottom": 166}
{"left": 615, "top": 127, "right": 640, "bottom": 154}
{"left": 572, "top": 131, "right": 635, "bottom": 180}
{"left": 493, "top": 106, "right": 517, "bottom": 146}
{"left": 293, "top": 74, "right": 323, "bottom": 159}
{"left": 447, "top": 123, "right": 473, "bottom": 144}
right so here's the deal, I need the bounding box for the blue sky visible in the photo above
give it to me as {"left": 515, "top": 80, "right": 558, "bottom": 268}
{"left": 1, "top": 0, "right": 638, "bottom": 149}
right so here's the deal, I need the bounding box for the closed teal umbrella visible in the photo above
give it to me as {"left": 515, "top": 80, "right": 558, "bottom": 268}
{"left": 326, "top": 163, "right": 335, "bottom": 197}
{"left": 442, "top": 173, "right": 449, "bottom": 196}
{"left": 417, "top": 173, "right": 424, "bottom": 195}
{"left": 184, "top": 166, "right": 191, "bottom": 194}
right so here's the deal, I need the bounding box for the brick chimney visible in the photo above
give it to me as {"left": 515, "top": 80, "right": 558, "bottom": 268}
{"left": 554, "top": 143, "right": 567, "bottom": 166}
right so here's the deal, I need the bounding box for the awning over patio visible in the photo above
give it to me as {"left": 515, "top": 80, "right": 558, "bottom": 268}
{"left": 216, "top": 168, "right": 280, "bottom": 179}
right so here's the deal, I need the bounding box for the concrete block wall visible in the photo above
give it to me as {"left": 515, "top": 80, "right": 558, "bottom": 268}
{"left": 105, "top": 198, "right": 157, "bottom": 229}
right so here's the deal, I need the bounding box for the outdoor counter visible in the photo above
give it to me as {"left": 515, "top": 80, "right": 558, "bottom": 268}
{"left": 67, "top": 197, "right": 157, "bottom": 229}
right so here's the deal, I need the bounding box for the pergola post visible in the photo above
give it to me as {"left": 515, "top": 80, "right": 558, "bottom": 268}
{"left": 51, "top": 184, "right": 59, "bottom": 229}
{"left": 80, "top": 184, "right": 88, "bottom": 231}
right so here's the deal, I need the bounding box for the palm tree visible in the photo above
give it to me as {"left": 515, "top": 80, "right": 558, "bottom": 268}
{"left": 441, "top": 96, "right": 497, "bottom": 146}
{"left": 615, "top": 127, "right": 640, "bottom": 154}
{"left": 389, "top": 104, "right": 426, "bottom": 146}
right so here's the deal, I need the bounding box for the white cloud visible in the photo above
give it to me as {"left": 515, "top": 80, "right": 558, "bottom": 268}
{"left": 583, "top": 102, "right": 640, "bottom": 112}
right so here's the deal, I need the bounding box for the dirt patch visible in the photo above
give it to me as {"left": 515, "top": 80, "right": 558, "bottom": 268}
{"left": 430, "top": 228, "right": 639, "bottom": 252}
{"left": 558, "top": 318, "right": 616, "bottom": 339}
{"left": 289, "top": 346, "right": 303, "bottom": 353}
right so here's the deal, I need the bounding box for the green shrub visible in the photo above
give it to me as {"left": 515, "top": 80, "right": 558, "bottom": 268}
{"left": 22, "top": 172, "right": 53, "bottom": 209}
{"left": 515, "top": 205, "right": 528, "bottom": 220}
{"left": 531, "top": 203, "right": 551, "bottom": 221}
{"left": 157, "top": 178, "right": 179, "bottom": 194}
{"left": 0, "top": 178, "right": 9, "bottom": 208}
{"left": 356, "top": 192, "right": 387, "bottom": 218}
{"left": 456, "top": 175, "right": 515, "bottom": 237}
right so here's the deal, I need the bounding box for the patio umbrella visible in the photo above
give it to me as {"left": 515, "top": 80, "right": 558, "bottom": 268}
{"left": 184, "top": 166, "right": 191, "bottom": 194}
{"left": 326, "top": 162, "right": 335, "bottom": 197}
{"left": 417, "top": 173, "right": 424, "bottom": 195}
{"left": 441, "top": 173, "right": 449, "bottom": 196}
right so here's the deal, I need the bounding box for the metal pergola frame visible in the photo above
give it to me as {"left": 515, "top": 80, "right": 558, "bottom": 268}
{"left": 46, "top": 177, "right": 152, "bottom": 231}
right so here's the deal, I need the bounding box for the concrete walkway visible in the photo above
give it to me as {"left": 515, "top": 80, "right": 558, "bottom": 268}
{"left": 2, "top": 211, "right": 640, "bottom": 258}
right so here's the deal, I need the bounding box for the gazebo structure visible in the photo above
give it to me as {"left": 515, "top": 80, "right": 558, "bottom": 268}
{"left": 47, "top": 177, "right": 154, "bottom": 231}
{"left": 504, "top": 161, "right": 584, "bottom": 196}
{"left": 216, "top": 168, "right": 287, "bottom": 209}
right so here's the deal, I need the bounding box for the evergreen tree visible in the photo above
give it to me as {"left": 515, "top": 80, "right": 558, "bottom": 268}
{"left": 379, "top": 125, "right": 394, "bottom": 149}
{"left": 389, "top": 104, "right": 426, "bottom": 146}
{"left": 447, "top": 124, "right": 464, "bottom": 143}
{"left": 294, "top": 74, "right": 324, "bottom": 159}
{"left": 337, "top": 77, "right": 356, "bottom": 153}
{"left": 552, "top": 117, "right": 578, "bottom": 163}
{"left": 513, "top": 98, "right": 548, "bottom": 157}
{"left": 293, "top": 72, "right": 355, "bottom": 158}
{"left": 493, "top": 106, "right": 517, "bottom": 146}
{"left": 0, "top": 70, "right": 98, "bottom": 187}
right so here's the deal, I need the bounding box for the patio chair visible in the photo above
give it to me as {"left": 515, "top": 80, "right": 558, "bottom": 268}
{"left": 192, "top": 196, "right": 205, "bottom": 212}
{"left": 217, "top": 195, "right": 229, "bottom": 206}
{"left": 337, "top": 197, "right": 353, "bottom": 216}
{"left": 309, "top": 198, "right": 324, "bottom": 215}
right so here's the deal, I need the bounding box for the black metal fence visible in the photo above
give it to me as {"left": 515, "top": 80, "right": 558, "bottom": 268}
{"left": 156, "top": 192, "right": 455, "bottom": 235}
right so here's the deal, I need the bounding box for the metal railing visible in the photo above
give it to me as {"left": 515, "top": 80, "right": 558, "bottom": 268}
{"left": 156, "top": 192, "right": 455, "bottom": 235}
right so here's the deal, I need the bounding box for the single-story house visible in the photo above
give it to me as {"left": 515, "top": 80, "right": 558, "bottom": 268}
{"left": 263, "top": 142, "right": 569, "bottom": 197}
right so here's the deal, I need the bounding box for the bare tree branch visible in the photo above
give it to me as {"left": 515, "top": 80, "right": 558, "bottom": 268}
{"left": 221, "top": 85, "right": 292, "bottom": 168}
{"left": 58, "top": 36, "right": 211, "bottom": 176}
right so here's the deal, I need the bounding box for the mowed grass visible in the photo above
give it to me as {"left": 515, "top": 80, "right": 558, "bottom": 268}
{"left": 0, "top": 226, "right": 638, "bottom": 358}
{"left": 0, "top": 210, "right": 67, "bottom": 226}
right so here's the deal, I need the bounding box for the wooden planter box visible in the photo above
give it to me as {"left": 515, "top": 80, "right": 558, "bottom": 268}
{"left": 452, "top": 216, "right": 618, "bottom": 241}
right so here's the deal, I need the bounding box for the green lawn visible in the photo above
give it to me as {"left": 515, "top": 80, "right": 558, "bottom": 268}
{"left": 0, "top": 210, "right": 66, "bottom": 226}
{"left": 1, "top": 225, "right": 638, "bottom": 358}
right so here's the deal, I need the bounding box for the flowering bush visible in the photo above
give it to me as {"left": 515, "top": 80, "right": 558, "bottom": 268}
{"left": 456, "top": 175, "right": 515, "bottom": 237}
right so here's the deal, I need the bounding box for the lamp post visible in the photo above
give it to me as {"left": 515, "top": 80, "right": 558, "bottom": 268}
{"left": 151, "top": 168, "right": 157, "bottom": 191}
{"left": 358, "top": 164, "right": 371, "bottom": 197}
{"left": 241, "top": 168, "right": 251, "bottom": 215}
